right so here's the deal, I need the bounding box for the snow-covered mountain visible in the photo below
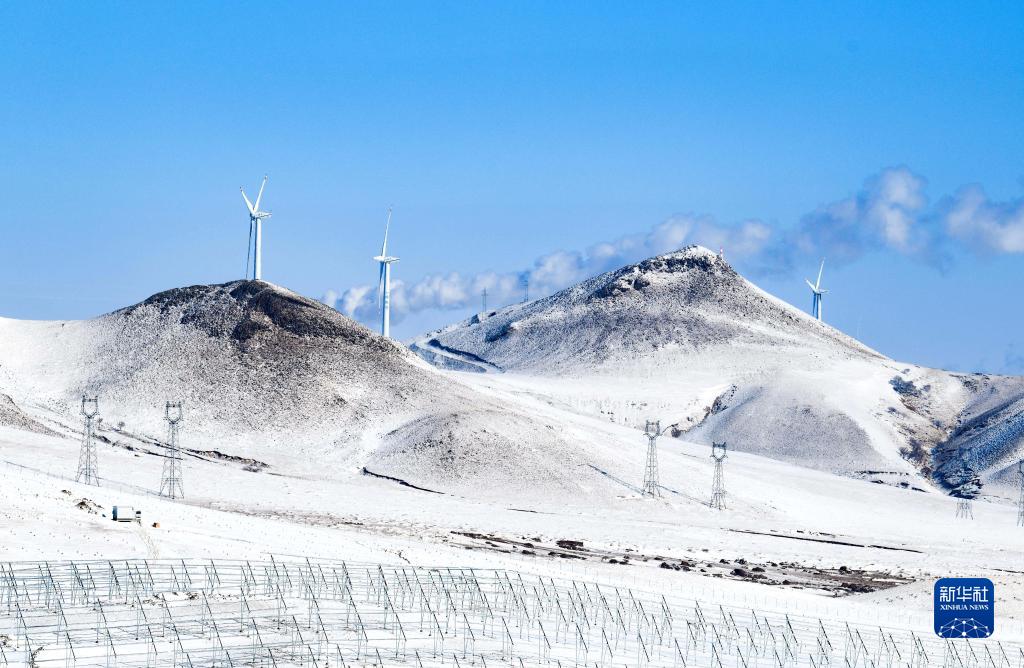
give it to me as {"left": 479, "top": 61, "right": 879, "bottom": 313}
{"left": 4, "top": 263, "right": 1024, "bottom": 633}
{"left": 2, "top": 260, "right": 1020, "bottom": 500}
{"left": 414, "top": 246, "right": 877, "bottom": 371}
{"left": 5, "top": 272, "right": 1024, "bottom": 646}
{"left": 0, "top": 280, "right": 627, "bottom": 499}
{"left": 412, "top": 246, "right": 1024, "bottom": 491}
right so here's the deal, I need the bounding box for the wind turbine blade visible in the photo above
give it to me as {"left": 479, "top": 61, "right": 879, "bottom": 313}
{"left": 254, "top": 175, "right": 268, "bottom": 211}
{"left": 380, "top": 207, "right": 392, "bottom": 256}
{"left": 816, "top": 259, "right": 825, "bottom": 289}
{"left": 805, "top": 279, "right": 816, "bottom": 291}
{"left": 245, "top": 221, "right": 253, "bottom": 279}
{"left": 240, "top": 188, "right": 255, "bottom": 215}
{"left": 377, "top": 263, "right": 386, "bottom": 311}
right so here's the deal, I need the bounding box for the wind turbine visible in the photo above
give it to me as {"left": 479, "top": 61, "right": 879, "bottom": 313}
{"left": 241, "top": 175, "right": 272, "bottom": 280}
{"left": 373, "top": 208, "right": 399, "bottom": 338}
{"left": 805, "top": 259, "right": 827, "bottom": 321}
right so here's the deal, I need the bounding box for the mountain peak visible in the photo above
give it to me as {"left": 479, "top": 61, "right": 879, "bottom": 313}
{"left": 589, "top": 245, "right": 734, "bottom": 301}
{"left": 119, "top": 279, "right": 382, "bottom": 348}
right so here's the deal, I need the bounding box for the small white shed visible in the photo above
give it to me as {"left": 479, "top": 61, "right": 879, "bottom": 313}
{"left": 111, "top": 506, "right": 141, "bottom": 523}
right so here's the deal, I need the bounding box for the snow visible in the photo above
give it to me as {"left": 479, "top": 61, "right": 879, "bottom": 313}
{"left": 412, "top": 246, "right": 1024, "bottom": 489}
{"left": 1, "top": 400, "right": 1024, "bottom": 627}
{"left": 0, "top": 280, "right": 624, "bottom": 497}
{"left": 1, "top": 256, "right": 1024, "bottom": 661}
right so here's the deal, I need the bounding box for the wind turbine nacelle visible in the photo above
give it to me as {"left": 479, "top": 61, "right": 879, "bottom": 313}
{"left": 374, "top": 255, "right": 399, "bottom": 263}
{"left": 253, "top": 211, "right": 272, "bottom": 220}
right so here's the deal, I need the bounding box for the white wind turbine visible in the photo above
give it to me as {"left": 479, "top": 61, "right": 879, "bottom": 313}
{"left": 241, "top": 175, "right": 272, "bottom": 280}
{"left": 373, "top": 208, "right": 399, "bottom": 338}
{"left": 805, "top": 259, "right": 827, "bottom": 321}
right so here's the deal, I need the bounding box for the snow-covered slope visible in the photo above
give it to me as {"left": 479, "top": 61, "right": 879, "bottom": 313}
{"left": 415, "top": 246, "right": 878, "bottom": 372}
{"left": 3, "top": 272, "right": 1024, "bottom": 633}
{"left": 0, "top": 280, "right": 625, "bottom": 499}
{"left": 412, "top": 247, "right": 1024, "bottom": 489}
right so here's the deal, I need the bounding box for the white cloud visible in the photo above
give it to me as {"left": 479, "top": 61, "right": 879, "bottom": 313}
{"left": 327, "top": 167, "right": 1021, "bottom": 327}
{"left": 944, "top": 184, "right": 1024, "bottom": 253}
{"left": 339, "top": 284, "right": 374, "bottom": 319}
{"left": 792, "top": 167, "right": 930, "bottom": 262}
{"left": 320, "top": 289, "right": 339, "bottom": 309}
{"left": 333, "top": 213, "right": 778, "bottom": 324}
{"left": 867, "top": 168, "right": 927, "bottom": 250}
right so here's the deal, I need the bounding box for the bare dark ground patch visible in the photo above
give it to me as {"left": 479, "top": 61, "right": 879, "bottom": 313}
{"left": 449, "top": 530, "right": 915, "bottom": 597}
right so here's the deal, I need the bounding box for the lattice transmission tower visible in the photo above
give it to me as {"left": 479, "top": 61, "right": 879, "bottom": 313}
{"left": 76, "top": 395, "right": 100, "bottom": 486}
{"left": 953, "top": 461, "right": 979, "bottom": 520}
{"left": 955, "top": 496, "right": 974, "bottom": 520}
{"left": 641, "top": 420, "right": 662, "bottom": 497}
{"left": 1017, "top": 460, "right": 1024, "bottom": 527}
{"left": 159, "top": 401, "right": 185, "bottom": 499}
{"left": 709, "top": 441, "right": 727, "bottom": 510}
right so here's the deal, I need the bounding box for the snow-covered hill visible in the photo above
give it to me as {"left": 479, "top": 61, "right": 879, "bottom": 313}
{"left": 0, "top": 280, "right": 625, "bottom": 499}
{"left": 3, "top": 272, "right": 1024, "bottom": 634}
{"left": 415, "top": 246, "right": 878, "bottom": 371}
{"left": 412, "top": 246, "right": 1024, "bottom": 490}
{"left": 1, "top": 264, "right": 1020, "bottom": 501}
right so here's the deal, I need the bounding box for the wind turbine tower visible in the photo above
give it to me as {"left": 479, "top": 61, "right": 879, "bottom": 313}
{"left": 241, "top": 175, "right": 272, "bottom": 280}
{"left": 159, "top": 402, "right": 185, "bottom": 500}
{"left": 805, "top": 259, "right": 827, "bottom": 321}
{"left": 373, "top": 208, "right": 399, "bottom": 338}
{"left": 76, "top": 395, "right": 100, "bottom": 486}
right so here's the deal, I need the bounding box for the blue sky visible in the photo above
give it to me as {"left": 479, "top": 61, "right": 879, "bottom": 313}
{"left": 1, "top": 3, "right": 1023, "bottom": 373}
